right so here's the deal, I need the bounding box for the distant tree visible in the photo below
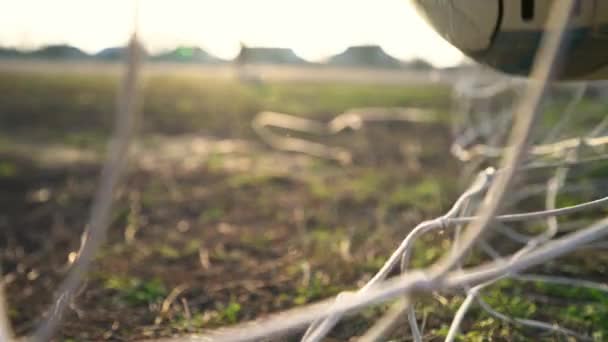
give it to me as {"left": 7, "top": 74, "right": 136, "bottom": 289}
{"left": 405, "top": 58, "right": 434, "bottom": 70}
{"left": 95, "top": 47, "right": 127, "bottom": 61}
{"left": 234, "top": 45, "right": 307, "bottom": 65}
{"left": 150, "top": 46, "right": 223, "bottom": 64}
{"left": 0, "top": 47, "right": 22, "bottom": 58}
{"left": 328, "top": 45, "right": 401, "bottom": 69}
{"left": 30, "top": 44, "right": 88, "bottom": 59}
{"left": 95, "top": 45, "right": 148, "bottom": 61}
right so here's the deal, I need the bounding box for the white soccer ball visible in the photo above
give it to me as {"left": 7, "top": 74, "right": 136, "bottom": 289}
{"left": 412, "top": 0, "right": 499, "bottom": 53}
{"left": 412, "top": 0, "right": 608, "bottom": 80}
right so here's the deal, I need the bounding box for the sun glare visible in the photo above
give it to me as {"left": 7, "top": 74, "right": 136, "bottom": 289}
{"left": 0, "top": 0, "right": 463, "bottom": 66}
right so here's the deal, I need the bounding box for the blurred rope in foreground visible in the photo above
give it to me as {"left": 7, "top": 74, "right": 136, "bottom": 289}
{"left": 31, "top": 34, "right": 143, "bottom": 342}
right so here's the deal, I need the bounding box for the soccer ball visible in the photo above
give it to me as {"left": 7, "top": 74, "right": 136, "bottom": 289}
{"left": 412, "top": 0, "right": 608, "bottom": 80}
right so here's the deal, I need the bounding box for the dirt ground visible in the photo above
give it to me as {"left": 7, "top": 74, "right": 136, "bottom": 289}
{"left": 2, "top": 127, "right": 457, "bottom": 341}
{"left": 2, "top": 70, "right": 608, "bottom": 341}
{"left": 0, "top": 70, "right": 459, "bottom": 340}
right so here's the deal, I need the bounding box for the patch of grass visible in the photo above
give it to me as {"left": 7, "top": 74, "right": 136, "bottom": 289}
{"left": 410, "top": 238, "right": 451, "bottom": 268}
{"left": 258, "top": 82, "right": 451, "bottom": 118}
{"left": 110, "top": 206, "right": 131, "bottom": 227}
{"left": 532, "top": 280, "right": 608, "bottom": 336}
{"left": 360, "top": 255, "right": 388, "bottom": 273}
{"left": 541, "top": 98, "right": 608, "bottom": 137}
{"left": 431, "top": 279, "right": 608, "bottom": 340}
{"left": 227, "top": 174, "right": 273, "bottom": 188}
{"left": 307, "top": 177, "right": 332, "bottom": 200}
{"left": 0, "top": 161, "right": 17, "bottom": 177}
{"left": 240, "top": 232, "right": 273, "bottom": 250}
{"left": 307, "top": 170, "right": 389, "bottom": 203}
{"left": 217, "top": 300, "right": 242, "bottom": 324}
{"left": 349, "top": 172, "right": 387, "bottom": 203}
{"left": 140, "top": 180, "right": 167, "bottom": 208}
{"left": 206, "top": 152, "right": 225, "bottom": 171}
{"left": 198, "top": 207, "right": 225, "bottom": 223}
{"left": 533, "top": 280, "right": 608, "bottom": 302}
{"left": 0, "top": 72, "right": 450, "bottom": 142}
{"left": 483, "top": 289, "right": 537, "bottom": 319}
{"left": 61, "top": 131, "right": 107, "bottom": 150}
{"left": 210, "top": 245, "right": 244, "bottom": 263}
{"left": 103, "top": 276, "right": 167, "bottom": 306}
{"left": 555, "top": 193, "right": 587, "bottom": 211}
{"left": 227, "top": 173, "right": 292, "bottom": 190}
{"left": 307, "top": 172, "right": 446, "bottom": 214}
{"left": 293, "top": 271, "right": 336, "bottom": 305}
{"left": 310, "top": 227, "right": 343, "bottom": 244}
{"left": 169, "top": 312, "right": 208, "bottom": 331}
{"left": 169, "top": 300, "right": 243, "bottom": 330}
{"left": 156, "top": 244, "right": 182, "bottom": 260}
{"left": 306, "top": 227, "right": 349, "bottom": 260}
{"left": 431, "top": 315, "right": 523, "bottom": 341}
{"left": 388, "top": 178, "right": 442, "bottom": 210}
{"left": 584, "top": 161, "right": 608, "bottom": 179}
{"left": 184, "top": 240, "right": 201, "bottom": 255}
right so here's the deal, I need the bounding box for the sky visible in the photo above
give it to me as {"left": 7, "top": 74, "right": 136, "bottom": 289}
{"left": 0, "top": 0, "right": 464, "bottom": 67}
